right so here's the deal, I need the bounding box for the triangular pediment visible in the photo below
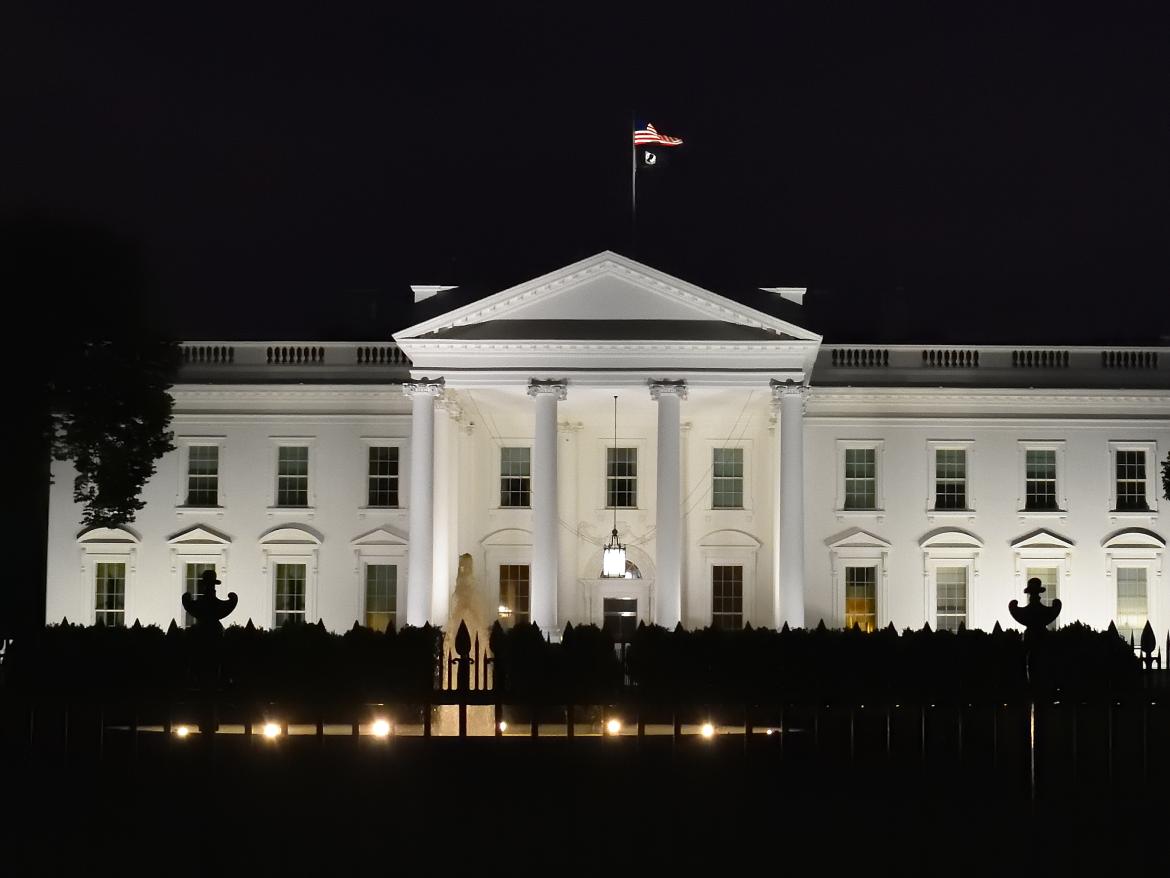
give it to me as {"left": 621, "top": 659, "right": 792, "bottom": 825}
{"left": 394, "top": 252, "right": 820, "bottom": 343}
{"left": 827, "top": 529, "right": 891, "bottom": 550}
{"left": 350, "top": 527, "right": 408, "bottom": 547}
{"left": 1011, "top": 529, "right": 1074, "bottom": 551}
{"left": 167, "top": 525, "right": 231, "bottom": 546}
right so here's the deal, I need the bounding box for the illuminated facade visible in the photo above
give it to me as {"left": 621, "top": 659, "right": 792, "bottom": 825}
{"left": 45, "top": 252, "right": 1169, "bottom": 645}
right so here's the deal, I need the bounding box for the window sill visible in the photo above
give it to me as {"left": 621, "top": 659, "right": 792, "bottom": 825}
{"left": 1108, "top": 509, "right": 1157, "bottom": 521}
{"left": 359, "top": 506, "right": 405, "bottom": 517}
{"left": 1017, "top": 510, "right": 1067, "bottom": 521}
{"left": 267, "top": 506, "right": 316, "bottom": 516}
{"left": 176, "top": 506, "right": 225, "bottom": 516}
{"left": 835, "top": 509, "right": 885, "bottom": 521}
{"left": 927, "top": 509, "right": 977, "bottom": 521}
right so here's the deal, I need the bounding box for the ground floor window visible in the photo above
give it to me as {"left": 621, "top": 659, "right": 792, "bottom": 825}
{"left": 275, "top": 563, "right": 307, "bottom": 627}
{"left": 498, "top": 564, "right": 530, "bottom": 627}
{"left": 183, "top": 562, "right": 216, "bottom": 627}
{"left": 1116, "top": 567, "right": 1149, "bottom": 644}
{"left": 95, "top": 562, "right": 126, "bottom": 627}
{"left": 935, "top": 566, "right": 968, "bottom": 632}
{"left": 844, "top": 566, "right": 877, "bottom": 632}
{"left": 365, "top": 564, "right": 397, "bottom": 632}
{"left": 603, "top": 597, "right": 638, "bottom": 643}
{"left": 711, "top": 565, "right": 744, "bottom": 629}
{"left": 1025, "top": 566, "right": 1060, "bottom": 628}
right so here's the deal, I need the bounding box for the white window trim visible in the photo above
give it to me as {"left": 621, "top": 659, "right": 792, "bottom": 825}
{"left": 175, "top": 435, "right": 227, "bottom": 514}
{"left": 167, "top": 525, "right": 232, "bottom": 627}
{"left": 486, "top": 547, "right": 534, "bottom": 624}
{"left": 76, "top": 527, "right": 140, "bottom": 627}
{"left": 268, "top": 436, "right": 317, "bottom": 515}
{"left": 1017, "top": 440, "right": 1068, "bottom": 520}
{"left": 1106, "top": 440, "right": 1159, "bottom": 520}
{"left": 1103, "top": 529, "right": 1165, "bottom": 646}
{"left": 835, "top": 440, "right": 885, "bottom": 520}
{"left": 494, "top": 439, "right": 534, "bottom": 511}
{"left": 829, "top": 530, "right": 891, "bottom": 629}
{"left": 926, "top": 440, "right": 976, "bottom": 520}
{"left": 352, "top": 528, "right": 409, "bottom": 629}
{"left": 703, "top": 551, "right": 757, "bottom": 628}
{"left": 920, "top": 531, "right": 983, "bottom": 631}
{"left": 598, "top": 437, "right": 647, "bottom": 512}
{"left": 359, "top": 437, "right": 408, "bottom": 515}
{"left": 707, "top": 440, "right": 753, "bottom": 513}
{"left": 1011, "top": 530, "right": 1073, "bottom": 623}
{"left": 259, "top": 526, "right": 321, "bottom": 627}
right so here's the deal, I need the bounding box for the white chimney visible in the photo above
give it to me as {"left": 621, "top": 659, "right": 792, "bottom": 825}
{"left": 760, "top": 287, "right": 807, "bottom": 306}
{"left": 411, "top": 285, "right": 458, "bottom": 303}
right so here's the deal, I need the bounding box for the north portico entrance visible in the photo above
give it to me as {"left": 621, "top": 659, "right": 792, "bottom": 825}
{"left": 393, "top": 251, "right": 822, "bottom": 635}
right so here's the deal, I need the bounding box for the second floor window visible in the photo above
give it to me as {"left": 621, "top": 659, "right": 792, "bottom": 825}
{"left": 186, "top": 445, "right": 219, "bottom": 506}
{"left": 277, "top": 446, "right": 309, "bottom": 507}
{"left": 934, "top": 448, "right": 967, "bottom": 510}
{"left": 1115, "top": 450, "right": 1149, "bottom": 511}
{"left": 1024, "top": 449, "right": 1058, "bottom": 510}
{"left": 368, "top": 446, "right": 399, "bottom": 507}
{"left": 843, "top": 448, "right": 876, "bottom": 510}
{"left": 500, "top": 447, "right": 531, "bottom": 507}
{"left": 607, "top": 447, "right": 637, "bottom": 508}
{"left": 712, "top": 448, "right": 744, "bottom": 509}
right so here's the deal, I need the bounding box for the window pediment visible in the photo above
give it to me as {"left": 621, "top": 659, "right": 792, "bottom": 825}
{"left": 698, "top": 529, "right": 762, "bottom": 549}
{"left": 1102, "top": 528, "right": 1165, "bottom": 551}
{"left": 351, "top": 527, "right": 408, "bottom": 547}
{"left": 920, "top": 529, "right": 983, "bottom": 550}
{"left": 827, "top": 528, "right": 891, "bottom": 550}
{"left": 480, "top": 528, "right": 532, "bottom": 548}
{"left": 259, "top": 525, "right": 322, "bottom": 546}
{"left": 1010, "top": 529, "right": 1074, "bottom": 551}
{"left": 77, "top": 526, "right": 140, "bottom": 545}
{"left": 167, "top": 525, "right": 231, "bottom": 546}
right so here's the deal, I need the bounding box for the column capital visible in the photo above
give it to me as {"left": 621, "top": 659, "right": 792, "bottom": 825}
{"left": 770, "top": 378, "right": 808, "bottom": 403}
{"left": 527, "top": 379, "right": 567, "bottom": 400}
{"left": 404, "top": 379, "right": 445, "bottom": 399}
{"left": 649, "top": 379, "right": 688, "bottom": 401}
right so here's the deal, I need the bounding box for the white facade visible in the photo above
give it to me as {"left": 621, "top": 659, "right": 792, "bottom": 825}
{"left": 45, "top": 253, "right": 1170, "bottom": 646}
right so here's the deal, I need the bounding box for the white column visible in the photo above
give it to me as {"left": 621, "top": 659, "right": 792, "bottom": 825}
{"left": 405, "top": 380, "right": 443, "bottom": 627}
{"left": 557, "top": 420, "right": 582, "bottom": 627}
{"left": 528, "top": 380, "right": 566, "bottom": 632}
{"left": 773, "top": 380, "right": 807, "bottom": 628}
{"left": 431, "top": 398, "right": 462, "bottom": 626}
{"left": 651, "top": 381, "right": 686, "bottom": 629}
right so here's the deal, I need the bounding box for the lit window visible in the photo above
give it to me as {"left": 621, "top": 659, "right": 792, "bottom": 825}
{"left": 276, "top": 446, "right": 309, "bottom": 507}
{"left": 606, "top": 447, "right": 637, "bottom": 508}
{"left": 1025, "top": 566, "right": 1060, "bottom": 629}
{"left": 712, "top": 448, "right": 744, "bottom": 509}
{"left": 711, "top": 565, "right": 743, "bottom": 629}
{"left": 274, "top": 563, "right": 307, "bottom": 626}
{"left": 934, "top": 449, "right": 967, "bottom": 511}
{"left": 95, "top": 562, "right": 126, "bottom": 627}
{"left": 1116, "top": 567, "right": 1148, "bottom": 644}
{"left": 364, "top": 565, "right": 397, "bottom": 632}
{"left": 1024, "top": 450, "right": 1058, "bottom": 511}
{"left": 935, "top": 566, "right": 968, "bottom": 632}
{"left": 498, "top": 565, "right": 530, "bottom": 627}
{"left": 367, "top": 446, "right": 399, "bottom": 508}
{"left": 603, "top": 597, "right": 638, "bottom": 643}
{"left": 500, "top": 447, "right": 531, "bottom": 508}
{"left": 844, "top": 566, "right": 876, "bottom": 632}
{"left": 844, "top": 448, "right": 876, "bottom": 510}
{"left": 183, "top": 562, "right": 216, "bottom": 627}
{"left": 186, "top": 445, "right": 219, "bottom": 506}
{"left": 1115, "top": 450, "right": 1149, "bottom": 512}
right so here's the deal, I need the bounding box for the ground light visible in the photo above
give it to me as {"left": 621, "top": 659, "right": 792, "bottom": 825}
{"left": 262, "top": 722, "right": 281, "bottom": 739}
{"left": 605, "top": 718, "right": 622, "bottom": 736}
{"left": 498, "top": 721, "right": 508, "bottom": 733}
{"left": 371, "top": 718, "right": 391, "bottom": 738}
{"left": 174, "top": 725, "right": 190, "bottom": 738}
{"left": 700, "top": 722, "right": 715, "bottom": 739}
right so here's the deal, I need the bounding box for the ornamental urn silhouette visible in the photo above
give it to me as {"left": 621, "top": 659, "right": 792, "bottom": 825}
{"left": 182, "top": 569, "right": 238, "bottom": 633}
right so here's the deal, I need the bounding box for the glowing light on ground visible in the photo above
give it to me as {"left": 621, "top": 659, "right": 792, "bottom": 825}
{"left": 174, "top": 725, "right": 190, "bottom": 738}
{"left": 700, "top": 722, "right": 715, "bottom": 739}
{"left": 371, "top": 719, "right": 391, "bottom": 738}
{"left": 498, "top": 721, "right": 508, "bottom": 733}
{"left": 263, "top": 722, "right": 281, "bottom": 739}
{"left": 605, "top": 718, "right": 622, "bottom": 735}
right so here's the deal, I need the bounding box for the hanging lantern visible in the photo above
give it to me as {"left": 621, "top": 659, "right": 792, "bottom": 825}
{"left": 601, "top": 395, "right": 627, "bottom": 578}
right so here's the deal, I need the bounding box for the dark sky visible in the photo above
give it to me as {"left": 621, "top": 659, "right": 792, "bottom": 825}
{"left": 3, "top": 2, "right": 1168, "bottom": 344}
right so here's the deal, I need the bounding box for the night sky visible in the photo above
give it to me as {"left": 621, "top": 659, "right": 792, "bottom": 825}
{"left": 4, "top": 2, "right": 1168, "bottom": 344}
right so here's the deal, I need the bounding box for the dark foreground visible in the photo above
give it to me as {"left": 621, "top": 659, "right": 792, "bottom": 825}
{"left": 3, "top": 700, "right": 1168, "bottom": 874}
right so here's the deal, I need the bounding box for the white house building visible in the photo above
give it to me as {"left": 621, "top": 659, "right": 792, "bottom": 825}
{"left": 45, "top": 252, "right": 1169, "bottom": 647}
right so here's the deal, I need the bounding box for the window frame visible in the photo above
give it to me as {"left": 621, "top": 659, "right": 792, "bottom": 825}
{"left": 259, "top": 526, "right": 321, "bottom": 627}
{"left": 269, "top": 437, "right": 316, "bottom": 514}
{"left": 1103, "top": 529, "right": 1165, "bottom": 648}
{"left": 1016, "top": 440, "right": 1067, "bottom": 519}
{"left": 76, "top": 527, "right": 139, "bottom": 627}
{"left": 829, "top": 530, "right": 890, "bottom": 630}
{"left": 601, "top": 440, "right": 643, "bottom": 511}
{"left": 498, "top": 444, "right": 533, "bottom": 509}
{"left": 710, "top": 445, "right": 748, "bottom": 511}
{"left": 175, "top": 436, "right": 227, "bottom": 514}
{"left": 1107, "top": 441, "right": 1158, "bottom": 519}
{"left": 497, "top": 563, "right": 532, "bottom": 628}
{"left": 362, "top": 563, "right": 399, "bottom": 632}
{"left": 710, "top": 563, "right": 745, "bottom": 630}
{"left": 921, "top": 530, "right": 982, "bottom": 632}
{"left": 167, "top": 525, "right": 231, "bottom": 626}
{"left": 1011, "top": 529, "right": 1073, "bottom": 622}
{"left": 361, "top": 439, "right": 405, "bottom": 511}
{"left": 926, "top": 440, "right": 975, "bottom": 519}
{"left": 351, "top": 527, "right": 408, "bottom": 630}
{"left": 835, "top": 440, "right": 885, "bottom": 519}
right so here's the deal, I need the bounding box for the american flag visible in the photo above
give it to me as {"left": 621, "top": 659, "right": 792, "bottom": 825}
{"left": 633, "top": 122, "right": 683, "bottom": 146}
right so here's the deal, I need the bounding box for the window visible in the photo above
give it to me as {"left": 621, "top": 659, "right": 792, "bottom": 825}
{"left": 498, "top": 564, "right": 530, "bottom": 627}
{"left": 1116, "top": 567, "right": 1148, "bottom": 644}
{"left": 274, "top": 563, "right": 307, "bottom": 626}
{"left": 1024, "top": 450, "right": 1058, "bottom": 510}
{"left": 500, "top": 447, "right": 531, "bottom": 508}
{"left": 1109, "top": 442, "right": 1158, "bottom": 515}
{"left": 183, "top": 562, "right": 216, "bottom": 627}
{"left": 844, "top": 566, "right": 877, "bottom": 632}
{"left": 603, "top": 597, "right": 638, "bottom": 643}
{"left": 712, "top": 448, "right": 744, "bottom": 509}
{"left": 606, "top": 447, "right": 637, "bottom": 508}
{"left": 186, "top": 446, "right": 219, "bottom": 506}
{"left": 276, "top": 446, "right": 309, "bottom": 507}
{"left": 1025, "top": 566, "right": 1060, "bottom": 629}
{"left": 95, "top": 562, "right": 126, "bottom": 627}
{"left": 711, "top": 565, "right": 744, "bottom": 629}
{"left": 935, "top": 566, "right": 968, "bottom": 632}
{"left": 836, "top": 442, "right": 884, "bottom": 514}
{"left": 367, "top": 446, "right": 399, "bottom": 508}
{"left": 365, "top": 565, "right": 397, "bottom": 632}
{"left": 934, "top": 449, "right": 967, "bottom": 510}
